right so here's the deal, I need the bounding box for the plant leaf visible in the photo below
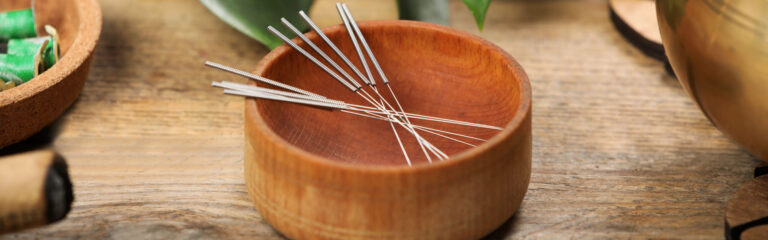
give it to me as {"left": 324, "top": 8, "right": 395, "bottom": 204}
{"left": 396, "top": 0, "right": 450, "bottom": 25}
{"left": 200, "top": 0, "right": 314, "bottom": 49}
{"left": 462, "top": 0, "right": 491, "bottom": 30}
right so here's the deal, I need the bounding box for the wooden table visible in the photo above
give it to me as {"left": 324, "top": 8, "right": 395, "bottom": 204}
{"left": 1, "top": 0, "right": 760, "bottom": 239}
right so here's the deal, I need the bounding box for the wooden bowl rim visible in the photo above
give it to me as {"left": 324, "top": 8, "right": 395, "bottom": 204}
{"left": 249, "top": 20, "right": 531, "bottom": 172}
{"left": 0, "top": 0, "right": 102, "bottom": 106}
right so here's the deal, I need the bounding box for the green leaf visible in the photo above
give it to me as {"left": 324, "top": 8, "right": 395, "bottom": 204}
{"left": 396, "top": 0, "right": 450, "bottom": 25}
{"left": 200, "top": 0, "right": 314, "bottom": 49}
{"left": 462, "top": 0, "right": 491, "bottom": 30}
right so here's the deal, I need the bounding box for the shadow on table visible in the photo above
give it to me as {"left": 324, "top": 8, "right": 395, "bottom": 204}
{"left": 481, "top": 212, "right": 521, "bottom": 239}
{"left": 0, "top": 103, "right": 70, "bottom": 157}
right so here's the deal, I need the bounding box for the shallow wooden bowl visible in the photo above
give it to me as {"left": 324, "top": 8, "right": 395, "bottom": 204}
{"left": 0, "top": 0, "right": 101, "bottom": 148}
{"left": 245, "top": 20, "right": 531, "bottom": 240}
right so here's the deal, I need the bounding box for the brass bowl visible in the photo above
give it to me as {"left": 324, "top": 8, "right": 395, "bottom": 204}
{"left": 656, "top": 0, "right": 768, "bottom": 160}
{"left": 0, "top": 0, "right": 102, "bottom": 148}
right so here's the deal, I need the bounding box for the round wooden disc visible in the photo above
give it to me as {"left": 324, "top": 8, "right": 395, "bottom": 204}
{"left": 608, "top": 0, "right": 665, "bottom": 61}
{"left": 726, "top": 170, "right": 768, "bottom": 240}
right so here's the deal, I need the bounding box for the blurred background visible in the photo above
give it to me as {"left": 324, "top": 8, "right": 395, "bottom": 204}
{"left": 1, "top": 0, "right": 763, "bottom": 239}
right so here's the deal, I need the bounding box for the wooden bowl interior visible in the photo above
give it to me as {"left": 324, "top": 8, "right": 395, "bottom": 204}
{"left": 256, "top": 22, "right": 523, "bottom": 166}
{"left": 2, "top": 0, "right": 79, "bottom": 56}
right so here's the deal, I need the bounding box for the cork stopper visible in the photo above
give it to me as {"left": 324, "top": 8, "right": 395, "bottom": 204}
{"left": 725, "top": 166, "right": 768, "bottom": 240}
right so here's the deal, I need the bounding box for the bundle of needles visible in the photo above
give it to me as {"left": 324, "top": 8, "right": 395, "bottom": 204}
{"left": 207, "top": 3, "right": 503, "bottom": 166}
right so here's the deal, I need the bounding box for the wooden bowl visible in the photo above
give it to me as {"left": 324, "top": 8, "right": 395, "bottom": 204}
{"left": 245, "top": 20, "right": 531, "bottom": 240}
{"left": 0, "top": 0, "right": 101, "bottom": 148}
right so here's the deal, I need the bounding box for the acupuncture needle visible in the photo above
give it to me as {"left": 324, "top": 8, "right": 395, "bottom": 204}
{"left": 339, "top": 3, "right": 442, "bottom": 161}
{"left": 278, "top": 18, "right": 398, "bottom": 122}
{"left": 347, "top": 104, "right": 503, "bottom": 130}
{"left": 335, "top": 2, "right": 434, "bottom": 161}
{"left": 215, "top": 81, "right": 488, "bottom": 142}
{"left": 339, "top": 4, "right": 432, "bottom": 139}
{"left": 266, "top": 24, "right": 406, "bottom": 128}
{"left": 301, "top": 9, "right": 423, "bottom": 162}
{"left": 298, "top": 10, "right": 372, "bottom": 86}
{"left": 267, "top": 24, "right": 444, "bottom": 162}
{"left": 211, "top": 51, "right": 446, "bottom": 161}
{"left": 300, "top": 9, "right": 408, "bottom": 133}
{"left": 209, "top": 75, "right": 502, "bottom": 131}
{"left": 342, "top": 110, "right": 478, "bottom": 147}
{"left": 206, "top": 5, "right": 512, "bottom": 164}
{"left": 205, "top": 61, "right": 323, "bottom": 98}
{"left": 334, "top": 5, "right": 375, "bottom": 86}
{"left": 281, "top": 17, "right": 417, "bottom": 163}
{"left": 215, "top": 79, "right": 502, "bottom": 132}
{"left": 218, "top": 82, "right": 488, "bottom": 148}
{"left": 222, "top": 89, "right": 347, "bottom": 109}
{"left": 341, "top": 109, "right": 486, "bottom": 143}
{"left": 301, "top": 7, "right": 403, "bottom": 128}
{"left": 266, "top": 25, "right": 391, "bottom": 113}
{"left": 280, "top": 18, "right": 364, "bottom": 91}
{"left": 341, "top": 3, "right": 421, "bottom": 130}
{"left": 267, "top": 26, "right": 360, "bottom": 92}
{"left": 212, "top": 81, "right": 345, "bottom": 106}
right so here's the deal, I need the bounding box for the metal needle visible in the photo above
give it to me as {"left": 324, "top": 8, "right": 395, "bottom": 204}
{"left": 217, "top": 81, "right": 486, "bottom": 157}
{"left": 205, "top": 61, "right": 323, "bottom": 98}
{"left": 339, "top": 3, "right": 440, "bottom": 161}
{"left": 335, "top": 3, "right": 375, "bottom": 85}
{"left": 210, "top": 78, "right": 502, "bottom": 131}
{"left": 266, "top": 26, "right": 359, "bottom": 92}
{"left": 207, "top": 2, "right": 511, "bottom": 164}
{"left": 299, "top": 11, "right": 371, "bottom": 86}
{"left": 222, "top": 89, "right": 347, "bottom": 109}
{"left": 217, "top": 81, "right": 487, "bottom": 143}
{"left": 270, "top": 20, "right": 424, "bottom": 163}
{"left": 212, "top": 81, "right": 345, "bottom": 105}
{"left": 280, "top": 18, "right": 364, "bottom": 89}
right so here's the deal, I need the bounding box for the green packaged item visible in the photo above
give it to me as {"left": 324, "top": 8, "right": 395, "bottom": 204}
{"left": 8, "top": 26, "right": 59, "bottom": 69}
{"left": 0, "top": 41, "right": 45, "bottom": 82}
{"left": 0, "top": 9, "right": 37, "bottom": 42}
{"left": 0, "top": 72, "right": 21, "bottom": 91}
{"left": 1, "top": 80, "right": 16, "bottom": 91}
{"left": 0, "top": 71, "right": 23, "bottom": 84}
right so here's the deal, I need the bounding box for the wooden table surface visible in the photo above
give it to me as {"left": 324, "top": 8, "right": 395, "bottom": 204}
{"left": 1, "top": 0, "right": 761, "bottom": 239}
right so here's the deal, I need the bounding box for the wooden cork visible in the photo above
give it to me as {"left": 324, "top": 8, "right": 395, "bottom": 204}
{"left": 608, "top": 0, "right": 665, "bottom": 61}
{"left": 0, "top": 150, "right": 73, "bottom": 234}
{"left": 725, "top": 166, "right": 768, "bottom": 240}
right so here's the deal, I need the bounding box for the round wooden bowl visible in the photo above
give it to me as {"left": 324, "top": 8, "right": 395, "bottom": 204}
{"left": 0, "top": 0, "right": 101, "bottom": 148}
{"left": 245, "top": 20, "right": 531, "bottom": 240}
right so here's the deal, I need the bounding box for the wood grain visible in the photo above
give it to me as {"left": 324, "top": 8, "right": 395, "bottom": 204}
{"left": 0, "top": 0, "right": 760, "bottom": 239}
